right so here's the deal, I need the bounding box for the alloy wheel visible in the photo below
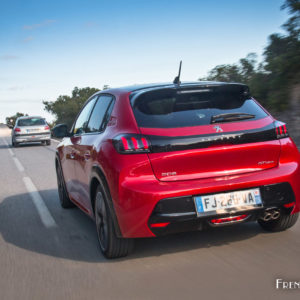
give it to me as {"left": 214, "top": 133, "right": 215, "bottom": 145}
{"left": 95, "top": 191, "right": 109, "bottom": 252}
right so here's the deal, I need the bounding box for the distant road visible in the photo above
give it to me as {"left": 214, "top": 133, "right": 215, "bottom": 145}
{"left": 0, "top": 127, "right": 299, "bottom": 300}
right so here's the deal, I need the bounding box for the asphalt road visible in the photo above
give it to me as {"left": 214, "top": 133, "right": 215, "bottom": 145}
{"left": 0, "top": 125, "right": 299, "bottom": 300}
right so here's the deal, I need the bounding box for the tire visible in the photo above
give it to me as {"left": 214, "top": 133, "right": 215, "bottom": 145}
{"left": 46, "top": 140, "right": 51, "bottom": 146}
{"left": 258, "top": 212, "right": 299, "bottom": 232}
{"left": 56, "top": 161, "right": 75, "bottom": 208}
{"left": 94, "top": 185, "right": 134, "bottom": 258}
{"left": 12, "top": 138, "right": 18, "bottom": 147}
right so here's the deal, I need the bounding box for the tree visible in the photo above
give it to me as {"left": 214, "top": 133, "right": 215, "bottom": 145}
{"left": 262, "top": 0, "right": 300, "bottom": 109}
{"left": 43, "top": 87, "right": 100, "bottom": 128}
{"left": 200, "top": 0, "right": 300, "bottom": 111}
{"left": 281, "top": 0, "right": 300, "bottom": 38}
{"left": 199, "top": 53, "right": 258, "bottom": 83}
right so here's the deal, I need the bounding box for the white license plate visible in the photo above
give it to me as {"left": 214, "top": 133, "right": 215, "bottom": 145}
{"left": 194, "top": 188, "right": 262, "bottom": 215}
{"left": 27, "top": 129, "right": 39, "bottom": 133}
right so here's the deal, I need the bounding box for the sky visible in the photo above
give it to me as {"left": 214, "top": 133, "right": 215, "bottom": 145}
{"left": 0, "top": 0, "right": 289, "bottom": 123}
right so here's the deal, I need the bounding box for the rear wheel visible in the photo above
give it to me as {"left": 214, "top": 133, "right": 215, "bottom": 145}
{"left": 46, "top": 140, "right": 51, "bottom": 146}
{"left": 56, "top": 161, "right": 75, "bottom": 208}
{"left": 12, "top": 138, "right": 18, "bottom": 147}
{"left": 258, "top": 212, "right": 299, "bottom": 232}
{"left": 94, "top": 185, "right": 134, "bottom": 258}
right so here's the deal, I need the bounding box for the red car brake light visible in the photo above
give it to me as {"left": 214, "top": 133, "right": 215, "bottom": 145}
{"left": 113, "top": 134, "right": 150, "bottom": 154}
{"left": 44, "top": 125, "right": 50, "bottom": 130}
{"left": 275, "top": 121, "right": 288, "bottom": 139}
{"left": 14, "top": 127, "right": 21, "bottom": 132}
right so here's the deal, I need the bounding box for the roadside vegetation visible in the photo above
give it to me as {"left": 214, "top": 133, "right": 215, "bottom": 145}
{"left": 200, "top": 0, "right": 300, "bottom": 111}
{"left": 43, "top": 87, "right": 100, "bottom": 129}
{"left": 5, "top": 112, "right": 28, "bottom": 127}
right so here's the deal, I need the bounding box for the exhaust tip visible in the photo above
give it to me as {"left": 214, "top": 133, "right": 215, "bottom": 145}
{"left": 261, "top": 210, "right": 281, "bottom": 221}
{"left": 262, "top": 212, "right": 272, "bottom": 222}
{"left": 271, "top": 210, "right": 280, "bottom": 220}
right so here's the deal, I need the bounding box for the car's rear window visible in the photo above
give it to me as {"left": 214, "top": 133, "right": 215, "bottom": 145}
{"left": 131, "top": 87, "right": 268, "bottom": 128}
{"left": 17, "top": 118, "right": 46, "bottom": 127}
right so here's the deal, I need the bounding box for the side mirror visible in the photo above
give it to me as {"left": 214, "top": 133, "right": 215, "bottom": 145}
{"left": 51, "top": 124, "right": 70, "bottom": 138}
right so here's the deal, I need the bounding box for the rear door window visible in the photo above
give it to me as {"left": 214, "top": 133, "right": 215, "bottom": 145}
{"left": 86, "top": 95, "right": 113, "bottom": 133}
{"left": 131, "top": 87, "right": 268, "bottom": 128}
{"left": 73, "top": 96, "right": 97, "bottom": 135}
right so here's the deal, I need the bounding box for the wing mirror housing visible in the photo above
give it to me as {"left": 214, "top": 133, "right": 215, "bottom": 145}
{"left": 51, "top": 124, "right": 70, "bottom": 138}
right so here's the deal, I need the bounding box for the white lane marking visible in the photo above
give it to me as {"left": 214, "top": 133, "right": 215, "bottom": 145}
{"left": 2, "top": 138, "right": 23, "bottom": 171}
{"left": 23, "top": 177, "right": 57, "bottom": 228}
{"left": 13, "top": 157, "right": 25, "bottom": 172}
{"left": 2, "top": 136, "right": 57, "bottom": 228}
{"left": 7, "top": 147, "right": 14, "bottom": 156}
{"left": 2, "top": 139, "right": 14, "bottom": 156}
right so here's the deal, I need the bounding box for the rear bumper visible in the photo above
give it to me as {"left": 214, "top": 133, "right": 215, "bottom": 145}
{"left": 14, "top": 134, "right": 51, "bottom": 143}
{"left": 148, "top": 183, "right": 295, "bottom": 236}
{"left": 112, "top": 138, "right": 300, "bottom": 238}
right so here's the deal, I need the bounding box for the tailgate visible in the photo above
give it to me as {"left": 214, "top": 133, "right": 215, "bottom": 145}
{"left": 142, "top": 119, "right": 280, "bottom": 181}
{"left": 131, "top": 84, "right": 281, "bottom": 182}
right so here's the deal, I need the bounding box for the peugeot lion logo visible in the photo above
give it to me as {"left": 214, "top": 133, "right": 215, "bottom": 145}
{"left": 214, "top": 125, "right": 223, "bottom": 133}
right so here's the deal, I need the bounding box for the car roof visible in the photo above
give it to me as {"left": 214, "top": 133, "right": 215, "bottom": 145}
{"left": 17, "top": 116, "right": 44, "bottom": 120}
{"left": 97, "top": 81, "right": 247, "bottom": 95}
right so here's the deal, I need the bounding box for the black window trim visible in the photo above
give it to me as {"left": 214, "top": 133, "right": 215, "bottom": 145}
{"left": 100, "top": 97, "right": 115, "bottom": 131}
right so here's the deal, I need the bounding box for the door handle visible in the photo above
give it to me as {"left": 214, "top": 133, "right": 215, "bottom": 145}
{"left": 84, "top": 151, "right": 91, "bottom": 160}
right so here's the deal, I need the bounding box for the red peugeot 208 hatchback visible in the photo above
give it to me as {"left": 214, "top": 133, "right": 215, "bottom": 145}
{"left": 55, "top": 82, "right": 300, "bottom": 258}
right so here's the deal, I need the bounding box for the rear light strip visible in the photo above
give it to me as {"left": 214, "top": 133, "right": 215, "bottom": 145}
{"left": 14, "top": 127, "right": 21, "bottom": 132}
{"left": 113, "top": 134, "right": 150, "bottom": 154}
{"left": 114, "top": 122, "right": 288, "bottom": 155}
{"left": 211, "top": 214, "right": 248, "bottom": 224}
{"left": 275, "top": 122, "right": 288, "bottom": 139}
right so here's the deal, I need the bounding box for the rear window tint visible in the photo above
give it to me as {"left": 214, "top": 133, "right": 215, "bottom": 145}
{"left": 131, "top": 88, "right": 268, "bottom": 128}
{"left": 17, "top": 118, "right": 46, "bottom": 127}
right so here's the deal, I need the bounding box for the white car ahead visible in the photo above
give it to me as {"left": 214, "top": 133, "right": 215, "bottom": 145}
{"left": 11, "top": 116, "right": 51, "bottom": 147}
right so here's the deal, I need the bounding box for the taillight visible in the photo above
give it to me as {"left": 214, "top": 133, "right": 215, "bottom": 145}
{"left": 44, "top": 125, "right": 50, "bottom": 130}
{"left": 113, "top": 134, "right": 150, "bottom": 154}
{"left": 275, "top": 121, "right": 289, "bottom": 139}
{"left": 14, "top": 128, "right": 21, "bottom": 132}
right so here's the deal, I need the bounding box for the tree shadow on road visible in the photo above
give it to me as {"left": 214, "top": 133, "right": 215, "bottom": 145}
{"left": 0, "top": 189, "right": 265, "bottom": 262}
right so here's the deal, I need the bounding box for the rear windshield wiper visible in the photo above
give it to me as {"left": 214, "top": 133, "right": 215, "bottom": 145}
{"left": 211, "top": 113, "right": 255, "bottom": 124}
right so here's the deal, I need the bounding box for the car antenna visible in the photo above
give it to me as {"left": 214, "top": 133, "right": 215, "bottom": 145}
{"left": 173, "top": 60, "right": 182, "bottom": 85}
